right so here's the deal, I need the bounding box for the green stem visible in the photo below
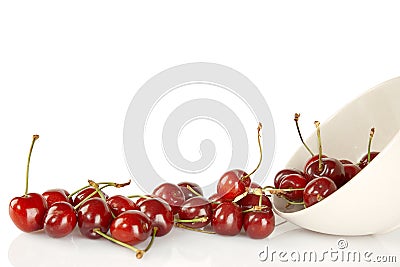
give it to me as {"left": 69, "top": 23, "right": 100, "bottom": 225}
{"left": 144, "top": 227, "right": 158, "bottom": 252}
{"left": 93, "top": 228, "right": 145, "bottom": 259}
{"left": 314, "top": 121, "right": 323, "bottom": 172}
{"left": 241, "top": 122, "right": 263, "bottom": 181}
{"left": 73, "top": 184, "right": 111, "bottom": 210}
{"left": 186, "top": 185, "right": 202, "bottom": 197}
{"left": 174, "top": 216, "right": 208, "bottom": 223}
{"left": 174, "top": 223, "right": 216, "bottom": 234}
{"left": 294, "top": 113, "right": 314, "bottom": 156}
{"left": 25, "top": 135, "right": 39, "bottom": 196}
{"left": 367, "top": 128, "right": 375, "bottom": 164}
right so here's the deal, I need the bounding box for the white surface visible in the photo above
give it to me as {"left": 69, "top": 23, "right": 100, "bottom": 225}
{"left": 1, "top": 1, "right": 400, "bottom": 266}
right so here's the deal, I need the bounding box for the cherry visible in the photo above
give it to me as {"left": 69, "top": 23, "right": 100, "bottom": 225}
{"left": 73, "top": 187, "right": 108, "bottom": 207}
{"left": 178, "top": 196, "right": 212, "bottom": 228}
{"left": 217, "top": 169, "right": 248, "bottom": 201}
{"left": 343, "top": 163, "right": 361, "bottom": 183}
{"left": 110, "top": 210, "right": 152, "bottom": 246}
{"left": 359, "top": 151, "right": 380, "bottom": 169}
{"left": 274, "top": 168, "right": 304, "bottom": 188}
{"left": 237, "top": 192, "right": 272, "bottom": 211}
{"left": 133, "top": 195, "right": 156, "bottom": 207}
{"left": 243, "top": 207, "right": 275, "bottom": 239}
{"left": 9, "top": 135, "right": 48, "bottom": 233}
{"left": 249, "top": 182, "right": 262, "bottom": 189}
{"left": 304, "top": 154, "right": 328, "bottom": 172}
{"left": 340, "top": 159, "right": 354, "bottom": 165}
{"left": 138, "top": 198, "right": 174, "bottom": 237}
{"left": 42, "top": 188, "right": 73, "bottom": 207}
{"left": 303, "top": 177, "right": 337, "bottom": 208}
{"left": 304, "top": 122, "right": 345, "bottom": 187}
{"left": 178, "top": 182, "right": 204, "bottom": 200}
{"left": 107, "top": 195, "right": 138, "bottom": 217}
{"left": 217, "top": 123, "right": 263, "bottom": 201}
{"left": 77, "top": 198, "right": 112, "bottom": 239}
{"left": 208, "top": 193, "right": 224, "bottom": 210}
{"left": 211, "top": 202, "right": 243, "bottom": 236}
{"left": 278, "top": 174, "right": 307, "bottom": 202}
{"left": 152, "top": 183, "right": 185, "bottom": 214}
{"left": 44, "top": 202, "right": 77, "bottom": 238}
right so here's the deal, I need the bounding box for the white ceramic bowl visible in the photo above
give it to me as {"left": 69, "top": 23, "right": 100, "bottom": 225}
{"left": 272, "top": 76, "right": 400, "bottom": 236}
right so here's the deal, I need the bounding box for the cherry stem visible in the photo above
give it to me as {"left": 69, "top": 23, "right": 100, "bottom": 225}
{"left": 174, "top": 216, "right": 208, "bottom": 223}
{"left": 24, "top": 135, "right": 39, "bottom": 196}
{"left": 262, "top": 187, "right": 305, "bottom": 195}
{"left": 93, "top": 228, "right": 145, "bottom": 259}
{"left": 367, "top": 127, "right": 375, "bottom": 164}
{"left": 294, "top": 113, "right": 314, "bottom": 156}
{"left": 186, "top": 185, "right": 202, "bottom": 197}
{"left": 314, "top": 121, "right": 323, "bottom": 172}
{"left": 73, "top": 184, "right": 111, "bottom": 210}
{"left": 68, "top": 180, "right": 131, "bottom": 199}
{"left": 144, "top": 227, "right": 158, "bottom": 253}
{"left": 89, "top": 180, "right": 116, "bottom": 218}
{"left": 242, "top": 122, "right": 263, "bottom": 181}
{"left": 174, "top": 223, "right": 216, "bottom": 234}
{"left": 242, "top": 205, "right": 270, "bottom": 213}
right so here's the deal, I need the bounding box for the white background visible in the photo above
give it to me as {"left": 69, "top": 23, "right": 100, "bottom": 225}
{"left": 1, "top": 1, "right": 400, "bottom": 266}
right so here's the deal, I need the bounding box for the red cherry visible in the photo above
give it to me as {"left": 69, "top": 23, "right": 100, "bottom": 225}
{"left": 217, "top": 169, "right": 247, "bottom": 201}
{"left": 358, "top": 151, "right": 380, "bottom": 169}
{"left": 77, "top": 198, "right": 112, "bottom": 239}
{"left": 243, "top": 207, "right": 275, "bottom": 239}
{"left": 343, "top": 163, "right": 361, "bottom": 183}
{"left": 211, "top": 202, "right": 243, "bottom": 236}
{"left": 42, "top": 188, "right": 72, "bottom": 207}
{"left": 340, "top": 159, "right": 354, "bottom": 165}
{"left": 44, "top": 202, "right": 77, "bottom": 238}
{"left": 9, "top": 135, "right": 48, "bottom": 233}
{"left": 73, "top": 187, "right": 108, "bottom": 207}
{"left": 138, "top": 198, "right": 174, "bottom": 237}
{"left": 304, "top": 157, "right": 346, "bottom": 188}
{"left": 208, "top": 193, "right": 225, "bottom": 210}
{"left": 273, "top": 168, "right": 303, "bottom": 188}
{"left": 304, "top": 154, "right": 328, "bottom": 171}
{"left": 152, "top": 183, "right": 185, "bottom": 214}
{"left": 110, "top": 210, "right": 152, "bottom": 245}
{"left": 106, "top": 195, "right": 138, "bottom": 217}
{"left": 178, "top": 182, "right": 204, "bottom": 200}
{"left": 9, "top": 193, "right": 48, "bottom": 232}
{"left": 278, "top": 174, "right": 307, "bottom": 202}
{"left": 249, "top": 182, "right": 262, "bottom": 189}
{"left": 237, "top": 193, "right": 272, "bottom": 211}
{"left": 303, "top": 177, "right": 337, "bottom": 208}
{"left": 178, "top": 196, "right": 212, "bottom": 228}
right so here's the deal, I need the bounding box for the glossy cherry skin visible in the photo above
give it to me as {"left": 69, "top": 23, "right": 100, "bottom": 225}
{"left": 237, "top": 193, "right": 272, "bottom": 211}
{"left": 274, "top": 168, "right": 303, "bottom": 188}
{"left": 358, "top": 151, "right": 380, "bottom": 169}
{"left": 110, "top": 210, "right": 152, "bottom": 245}
{"left": 217, "top": 169, "right": 248, "bottom": 202}
{"left": 178, "top": 182, "right": 204, "bottom": 200}
{"left": 249, "top": 182, "right": 262, "bottom": 189}
{"left": 42, "top": 189, "right": 72, "bottom": 207}
{"left": 304, "top": 157, "right": 345, "bottom": 187}
{"left": 343, "top": 164, "right": 361, "bottom": 183}
{"left": 106, "top": 195, "right": 138, "bottom": 217}
{"left": 138, "top": 198, "right": 174, "bottom": 237}
{"left": 44, "top": 202, "right": 77, "bottom": 238}
{"left": 152, "top": 183, "right": 185, "bottom": 214}
{"left": 303, "top": 177, "right": 337, "bottom": 208}
{"left": 340, "top": 159, "right": 354, "bottom": 165}
{"left": 77, "top": 198, "right": 112, "bottom": 239}
{"left": 304, "top": 154, "right": 328, "bottom": 170}
{"left": 208, "top": 193, "right": 224, "bottom": 210}
{"left": 211, "top": 202, "right": 243, "bottom": 236}
{"left": 9, "top": 193, "right": 48, "bottom": 232}
{"left": 73, "top": 187, "right": 108, "bottom": 207}
{"left": 279, "top": 174, "right": 307, "bottom": 202}
{"left": 178, "top": 196, "right": 212, "bottom": 228}
{"left": 243, "top": 207, "right": 275, "bottom": 239}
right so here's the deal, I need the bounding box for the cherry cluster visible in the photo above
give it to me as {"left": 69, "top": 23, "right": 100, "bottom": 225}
{"left": 9, "top": 125, "right": 276, "bottom": 260}
{"left": 273, "top": 114, "right": 380, "bottom": 208}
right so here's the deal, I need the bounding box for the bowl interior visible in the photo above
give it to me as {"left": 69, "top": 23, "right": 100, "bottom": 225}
{"left": 274, "top": 77, "right": 400, "bottom": 214}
